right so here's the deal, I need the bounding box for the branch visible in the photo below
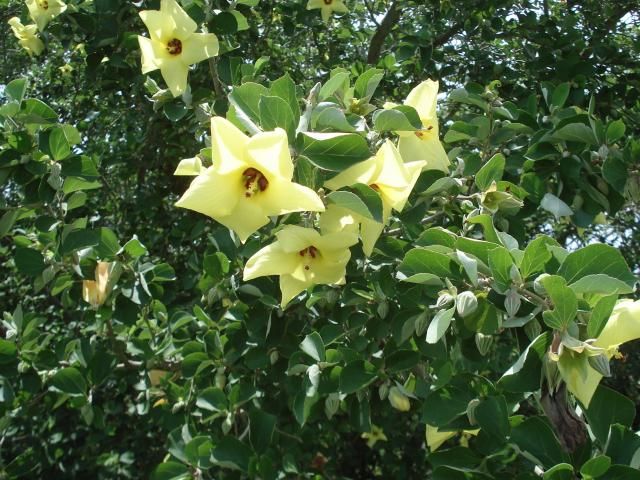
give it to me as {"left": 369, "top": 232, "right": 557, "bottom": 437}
{"left": 432, "top": 19, "right": 465, "bottom": 48}
{"left": 367, "top": 1, "right": 401, "bottom": 65}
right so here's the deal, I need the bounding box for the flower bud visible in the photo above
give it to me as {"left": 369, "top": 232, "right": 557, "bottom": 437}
{"left": 325, "top": 393, "right": 340, "bottom": 419}
{"left": 435, "top": 293, "right": 454, "bottom": 309}
{"left": 378, "top": 383, "right": 389, "bottom": 401}
{"left": 82, "top": 262, "right": 121, "bottom": 309}
{"left": 588, "top": 354, "right": 612, "bottom": 378}
{"left": 524, "top": 318, "right": 542, "bottom": 340}
{"left": 456, "top": 292, "right": 478, "bottom": 318}
{"left": 504, "top": 289, "right": 522, "bottom": 318}
{"left": 222, "top": 412, "right": 233, "bottom": 434}
{"left": 269, "top": 350, "right": 279, "bottom": 365}
{"left": 466, "top": 398, "right": 480, "bottom": 425}
{"left": 388, "top": 386, "right": 411, "bottom": 412}
{"left": 475, "top": 333, "right": 494, "bottom": 356}
{"left": 215, "top": 370, "right": 226, "bottom": 390}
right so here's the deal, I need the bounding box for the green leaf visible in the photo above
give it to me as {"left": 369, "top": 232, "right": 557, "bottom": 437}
{"left": 0, "top": 339, "right": 18, "bottom": 365}
{"left": 552, "top": 123, "right": 597, "bottom": 145}
{"left": 498, "top": 333, "right": 550, "bottom": 392}
{"left": 314, "top": 105, "right": 356, "bottom": 132}
{"left": 66, "top": 191, "right": 87, "bottom": 210}
{"left": 557, "top": 244, "right": 636, "bottom": 286}
{"left": 249, "top": 409, "right": 276, "bottom": 453}
{"left": 543, "top": 464, "right": 574, "bottom": 480}
{"left": 14, "top": 247, "right": 46, "bottom": 276}
{"left": 319, "top": 72, "right": 349, "bottom": 101}
{"left": 510, "top": 416, "right": 569, "bottom": 468}
{"left": 62, "top": 177, "right": 102, "bottom": 194}
{"left": 6, "top": 78, "right": 28, "bottom": 104}
{"left": 475, "top": 396, "right": 510, "bottom": 442}
{"left": 580, "top": 455, "right": 611, "bottom": 479}
{"left": 421, "top": 382, "right": 475, "bottom": 426}
{"left": 210, "top": 436, "right": 251, "bottom": 472}
{"left": 602, "top": 156, "right": 628, "bottom": 191}
{"left": 300, "top": 332, "right": 325, "bottom": 362}
{"left": 150, "top": 461, "right": 190, "bottom": 480}
{"left": 94, "top": 227, "right": 120, "bottom": 258}
{"left": 0, "top": 209, "right": 20, "bottom": 237}
{"left": 259, "top": 95, "right": 296, "bottom": 142}
{"left": 385, "top": 350, "right": 420, "bottom": 373}
{"left": 354, "top": 68, "right": 383, "bottom": 102}
{"left": 228, "top": 82, "right": 269, "bottom": 125}
{"left": 270, "top": 73, "right": 300, "bottom": 122}
{"left": 300, "top": 132, "right": 370, "bottom": 171}
{"left": 326, "top": 190, "right": 380, "bottom": 222}
{"left": 339, "top": 360, "right": 377, "bottom": 394}
{"left": 372, "top": 106, "right": 421, "bottom": 131}
{"left": 196, "top": 387, "right": 227, "bottom": 412}
{"left": 606, "top": 119, "right": 625, "bottom": 144}
{"left": 400, "top": 248, "right": 459, "bottom": 279}
{"left": 123, "top": 237, "right": 147, "bottom": 258}
{"left": 520, "top": 235, "right": 557, "bottom": 279}
{"left": 60, "top": 229, "right": 100, "bottom": 255}
{"left": 487, "top": 246, "right": 514, "bottom": 293}
{"left": 540, "top": 275, "right": 577, "bottom": 330}
{"left": 50, "top": 367, "right": 87, "bottom": 396}
{"left": 569, "top": 274, "right": 634, "bottom": 295}
{"left": 467, "top": 214, "right": 502, "bottom": 244}
{"left": 19, "top": 99, "right": 58, "bottom": 124}
{"left": 587, "top": 295, "right": 618, "bottom": 338}
{"left": 550, "top": 82, "right": 570, "bottom": 109}
{"left": 585, "top": 385, "right": 635, "bottom": 445}
{"left": 475, "top": 153, "right": 505, "bottom": 191}
{"left": 426, "top": 307, "right": 454, "bottom": 344}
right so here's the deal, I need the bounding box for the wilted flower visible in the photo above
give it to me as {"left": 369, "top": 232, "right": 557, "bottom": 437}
{"left": 306, "top": 0, "right": 348, "bottom": 23}
{"left": 8, "top": 17, "right": 44, "bottom": 56}
{"left": 397, "top": 79, "right": 450, "bottom": 172}
{"left": 243, "top": 225, "right": 358, "bottom": 307}
{"left": 176, "top": 118, "right": 325, "bottom": 242}
{"left": 361, "top": 425, "right": 388, "bottom": 448}
{"left": 138, "top": 0, "right": 219, "bottom": 97}
{"left": 388, "top": 386, "right": 411, "bottom": 411}
{"left": 322, "top": 140, "right": 425, "bottom": 255}
{"left": 426, "top": 425, "right": 480, "bottom": 451}
{"left": 82, "top": 262, "right": 119, "bottom": 308}
{"left": 25, "top": 0, "right": 66, "bottom": 32}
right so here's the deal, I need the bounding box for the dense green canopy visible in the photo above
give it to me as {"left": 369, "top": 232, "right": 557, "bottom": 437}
{"left": 1, "top": 0, "right": 639, "bottom": 478}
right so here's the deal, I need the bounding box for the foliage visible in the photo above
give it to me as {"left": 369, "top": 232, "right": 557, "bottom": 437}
{"left": 1, "top": 0, "right": 639, "bottom": 479}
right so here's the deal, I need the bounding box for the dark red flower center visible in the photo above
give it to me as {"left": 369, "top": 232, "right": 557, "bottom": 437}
{"left": 242, "top": 167, "right": 269, "bottom": 197}
{"left": 166, "top": 38, "right": 182, "bottom": 55}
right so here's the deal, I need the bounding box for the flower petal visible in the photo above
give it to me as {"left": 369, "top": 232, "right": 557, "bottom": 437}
{"left": 332, "top": 1, "right": 349, "bottom": 13}
{"left": 217, "top": 197, "right": 270, "bottom": 242}
{"left": 174, "top": 157, "right": 204, "bottom": 176}
{"left": 279, "top": 274, "right": 310, "bottom": 307}
{"left": 160, "top": 59, "right": 189, "bottom": 97}
{"left": 398, "top": 134, "right": 450, "bottom": 173}
{"left": 380, "top": 160, "right": 425, "bottom": 212}
{"left": 425, "top": 425, "right": 457, "bottom": 452}
{"left": 210, "top": 117, "right": 250, "bottom": 173}
{"left": 306, "top": 0, "right": 323, "bottom": 9}
{"left": 405, "top": 79, "right": 439, "bottom": 121}
{"left": 321, "top": 7, "right": 332, "bottom": 23}
{"left": 246, "top": 129, "right": 293, "bottom": 179}
{"left": 595, "top": 299, "right": 640, "bottom": 349}
{"left": 181, "top": 33, "right": 219, "bottom": 66}
{"left": 276, "top": 226, "right": 320, "bottom": 253}
{"left": 175, "top": 167, "right": 242, "bottom": 218}
{"left": 161, "top": 0, "right": 196, "bottom": 36}
{"left": 324, "top": 157, "right": 378, "bottom": 191}
{"left": 360, "top": 216, "right": 385, "bottom": 256}
{"left": 376, "top": 140, "right": 412, "bottom": 189}
{"left": 139, "top": 10, "right": 174, "bottom": 42}
{"left": 319, "top": 204, "right": 359, "bottom": 235}
{"left": 243, "top": 244, "right": 300, "bottom": 280}
{"left": 138, "top": 36, "right": 161, "bottom": 73}
{"left": 260, "top": 181, "right": 325, "bottom": 216}
{"left": 558, "top": 351, "right": 601, "bottom": 407}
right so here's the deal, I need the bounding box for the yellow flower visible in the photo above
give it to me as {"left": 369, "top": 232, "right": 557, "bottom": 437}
{"left": 425, "top": 425, "right": 480, "bottom": 452}
{"left": 322, "top": 140, "right": 425, "bottom": 256}
{"left": 555, "top": 299, "right": 640, "bottom": 407}
{"left": 388, "top": 386, "right": 411, "bottom": 411}
{"left": 306, "top": 0, "right": 348, "bottom": 23}
{"left": 243, "top": 225, "right": 358, "bottom": 307}
{"left": 8, "top": 17, "right": 44, "bottom": 56}
{"left": 361, "top": 425, "right": 388, "bottom": 448}
{"left": 176, "top": 118, "right": 325, "bottom": 243}
{"left": 25, "top": 0, "right": 66, "bottom": 32}
{"left": 82, "top": 262, "right": 119, "bottom": 308}
{"left": 138, "top": 0, "right": 219, "bottom": 97}
{"left": 397, "top": 79, "right": 450, "bottom": 172}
